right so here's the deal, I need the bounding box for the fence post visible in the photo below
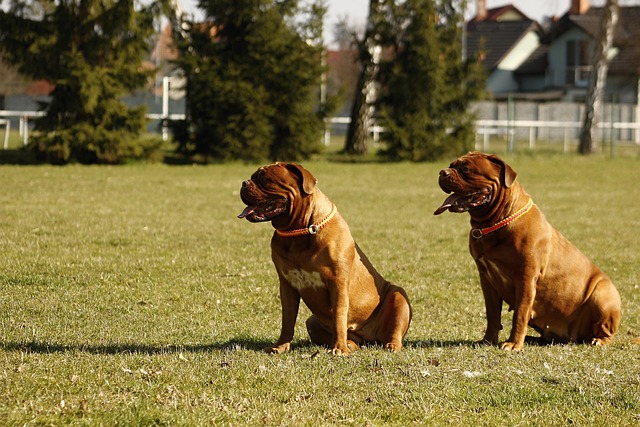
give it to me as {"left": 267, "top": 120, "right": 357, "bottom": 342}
{"left": 507, "top": 94, "right": 515, "bottom": 153}
{"left": 529, "top": 127, "right": 535, "bottom": 149}
{"left": 22, "top": 116, "right": 28, "bottom": 146}
{"left": 610, "top": 95, "right": 616, "bottom": 157}
{"left": 1, "top": 119, "right": 9, "bottom": 149}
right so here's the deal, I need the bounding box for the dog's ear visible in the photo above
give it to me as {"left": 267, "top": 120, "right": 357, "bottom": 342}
{"left": 286, "top": 163, "right": 317, "bottom": 195}
{"left": 487, "top": 154, "right": 517, "bottom": 188}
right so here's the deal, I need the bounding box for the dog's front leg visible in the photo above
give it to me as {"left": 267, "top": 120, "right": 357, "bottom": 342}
{"left": 265, "top": 279, "right": 300, "bottom": 354}
{"left": 502, "top": 274, "right": 536, "bottom": 351}
{"left": 479, "top": 275, "right": 503, "bottom": 345}
{"left": 328, "top": 276, "right": 352, "bottom": 355}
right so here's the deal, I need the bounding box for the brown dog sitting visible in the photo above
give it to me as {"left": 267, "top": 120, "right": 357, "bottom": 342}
{"left": 238, "top": 163, "right": 412, "bottom": 354}
{"left": 434, "top": 152, "right": 621, "bottom": 350}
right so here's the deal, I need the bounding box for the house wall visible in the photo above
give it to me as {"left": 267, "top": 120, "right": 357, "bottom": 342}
{"left": 546, "top": 26, "right": 588, "bottom": 88}
{"left": 516, "top": 74, "right": 547, "bottom": 91}
{"left": 488, "top": 31, "right": 540, "bottom": 94}
{"left": 545, "top": 25, "right": 622, "bottom": 92}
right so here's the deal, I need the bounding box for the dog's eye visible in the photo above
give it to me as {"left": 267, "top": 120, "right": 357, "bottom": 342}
{"left": 460, "top": 166, "right": 471, "bottom": 174}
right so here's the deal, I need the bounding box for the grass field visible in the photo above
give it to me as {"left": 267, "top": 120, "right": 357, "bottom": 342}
{"left": 1, "top": 153, "right": 639, "bottom": 425}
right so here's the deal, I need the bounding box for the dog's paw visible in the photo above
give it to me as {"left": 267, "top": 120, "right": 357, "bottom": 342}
{"left": 591, "top": 337, "right": 612, "bottom": 346}
{"left": 263, "top": 343, "right": 290, "bottom": 354}
{"left": 329, "top": 347, "right": 349, "bottom": 356}
{"left": 384, "top": 342, "right": 402, "bottom": 353}
{"left": 500, "top": 341, "right": 523, "bottom": 351}
{"left": 329, "top": 341, "right": 357, "bottom": 355}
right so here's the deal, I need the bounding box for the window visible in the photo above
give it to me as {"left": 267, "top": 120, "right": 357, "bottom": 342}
{"left": 566, "top": 39, "right": 591, "bottom": 86}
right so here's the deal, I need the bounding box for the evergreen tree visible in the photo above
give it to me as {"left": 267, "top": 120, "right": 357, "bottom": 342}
{"left": 173, "top": 0, "right": 330, "bottom": 162}
{"left": 378, "top": 0, "right": 485, "bottom": 161}
{"left": 0, "top": 0, "right": 161, "bottom": 164}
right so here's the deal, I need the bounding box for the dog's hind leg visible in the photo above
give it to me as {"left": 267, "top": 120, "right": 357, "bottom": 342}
{"left": 572, "top": 278, "right": 621, "bottom": 345}
{"left": 306, "top": 315, "right": 359, "bottom": 352}
{"left": 375, "top": 285, "right": 412, "bottom": 352}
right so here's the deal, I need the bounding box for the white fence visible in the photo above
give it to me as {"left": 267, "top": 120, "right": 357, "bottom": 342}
{"left": 3, "top": 110, "right": 640, "bottom": 152}
{"left": 0, "top": 110, "right": 186, "bottom": 148}
{"left": 475, "top": 119, "right": 640, "bottom": 153}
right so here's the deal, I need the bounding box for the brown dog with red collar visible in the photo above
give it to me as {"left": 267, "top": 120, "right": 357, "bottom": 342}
{"left": 435, "top": 152, "right": 621, "bottom": 350}
{"left": 238, "top": 163, "right": 412, "bottom": 354}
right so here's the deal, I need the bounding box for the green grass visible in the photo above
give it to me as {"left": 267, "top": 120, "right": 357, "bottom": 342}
{"left": 1, "top": 155, "right": 640, "bottom": 425}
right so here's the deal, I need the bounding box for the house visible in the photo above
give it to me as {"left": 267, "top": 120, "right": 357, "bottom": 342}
{"left": 468, "top": 0, "right": 640, "bottom": 105}
{"left": 527, "top": 0, "right": 640, "bottom": 104}
{"left": 466, "top": 1, "right": 543, "bottom": 99}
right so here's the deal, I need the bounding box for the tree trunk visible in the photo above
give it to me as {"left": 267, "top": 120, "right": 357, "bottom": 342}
{"left": 579, "top": 0, "right": 619, "bottom": 155}
{"left": 344, "top": 0, "right": 381, "bottom": 155}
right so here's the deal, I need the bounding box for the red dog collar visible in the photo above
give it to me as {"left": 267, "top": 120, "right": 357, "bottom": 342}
{"left": 276, "top": 205, "right": 338, "bottom": 238}
{"left": 471, "top": 198, "right": 534, "bottom": 239}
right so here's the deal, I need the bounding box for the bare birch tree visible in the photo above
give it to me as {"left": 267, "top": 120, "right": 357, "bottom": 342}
{"left": 579, "top": 0, "right": 619, "bottom": 155}
{"left": 344, "top": 0, "right": 384, "bottom": 155}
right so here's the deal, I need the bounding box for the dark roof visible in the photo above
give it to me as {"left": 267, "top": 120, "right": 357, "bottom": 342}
{"left": 542, "top": 6, "right": 640, "bottom": 76}
{"left": 467, "top": 5, "right": 529, "bottom": 25}
{"left": 466, "top": 20, "right": 540, "bottom": 71}
{"left": 592, "top": 6, "right": 640, "bottom": 75}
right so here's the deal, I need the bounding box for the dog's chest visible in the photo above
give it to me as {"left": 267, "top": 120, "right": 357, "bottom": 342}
{"left": 282, "top": 269, "right": 326, "bottom": 292}
{"left": 476, "top": 258, "right": 512, "bottom": 289}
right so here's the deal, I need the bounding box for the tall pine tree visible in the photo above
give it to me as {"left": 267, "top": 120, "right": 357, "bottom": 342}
{"left": 173, "top": 0, "right": 330, "bottom": 162}
{"left": 378, "top": 0, "right": 485, "bottom": 161}
{"left": 0, "top": 0, "right": 161, "bottom": 164}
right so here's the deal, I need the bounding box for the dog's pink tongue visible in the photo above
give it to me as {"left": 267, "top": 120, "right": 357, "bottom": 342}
{"left": 238, "top": 206, "right": 256, "bottom": 219}
{"left": 433, "top": 194, "right": 461, "bottom": 215}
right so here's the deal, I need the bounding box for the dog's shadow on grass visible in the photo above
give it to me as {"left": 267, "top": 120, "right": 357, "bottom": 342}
{"left": 1, "top": 336, "right": 550, "bottom": 355}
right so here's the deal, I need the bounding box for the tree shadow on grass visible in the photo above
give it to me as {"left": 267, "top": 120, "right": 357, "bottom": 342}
{"left": 0, "top": 336, "right": 285, "bottom": 355}
{"left": 0, "top": 149, "right": 41, "bottom": 165}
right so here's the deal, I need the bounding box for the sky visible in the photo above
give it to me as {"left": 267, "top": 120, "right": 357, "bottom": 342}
{"left": 177, "top": 0, "right": 609, "bottom": 46}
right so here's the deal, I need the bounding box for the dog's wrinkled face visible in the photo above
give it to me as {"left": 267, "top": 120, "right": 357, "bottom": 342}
{"left": 238, "top": 163, "right": 317, "bottom": 223}
{"left": 434, "top": 152, "right": 517, "bottom": 215}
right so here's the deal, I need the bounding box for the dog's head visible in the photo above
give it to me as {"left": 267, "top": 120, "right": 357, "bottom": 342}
{"left": 238, "top": 163, "right": 317, "bottom": 223}
{"left": 434, "top": 152, "right": 517, "bottom": 215}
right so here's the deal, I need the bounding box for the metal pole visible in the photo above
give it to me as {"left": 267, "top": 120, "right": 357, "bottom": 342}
{"left": 507, "top": 94, "right": 515, "bottom": 153}
{"left": 162, "top": 76, "right": 169, "bottom": 142}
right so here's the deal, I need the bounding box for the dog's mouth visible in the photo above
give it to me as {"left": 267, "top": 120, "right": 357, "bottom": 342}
{"left": 238, "top": 197, "right": 289, "bottom": 222}
{"left": 433, "top": 190, "right": 491, "bottom": 215}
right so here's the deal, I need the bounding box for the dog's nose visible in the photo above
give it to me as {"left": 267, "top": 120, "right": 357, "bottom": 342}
{"left": 242, "top": 180, "right": 250, "bottom": 187}
{"left": 439, "top": 169, "right": 450, "bottom": 177}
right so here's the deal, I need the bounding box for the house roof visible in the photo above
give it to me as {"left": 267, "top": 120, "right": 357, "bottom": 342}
{"left": 592, "top": 6, "right": 640, "bottom": 75}
{"left": 514, "top": 43, "right": 548, "bottom": 75}
{"left": 466, "top": 4, "right": 541, "bottom": 73}
{"left": 540, "top": 6, "right": 640, "bottom": 76}
{"left": 467, "top": 5, "right": 529, "bottom": 25}
{"left": 466, "top": 19, "right": 541, "bottom": 72}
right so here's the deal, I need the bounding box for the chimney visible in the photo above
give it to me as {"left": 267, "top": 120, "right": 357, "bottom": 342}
{"left": 570, "top": 0, "right": 590, "bottom": 15}
{"left": 477, "top": 0, "right": 487, "bottom": 20}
